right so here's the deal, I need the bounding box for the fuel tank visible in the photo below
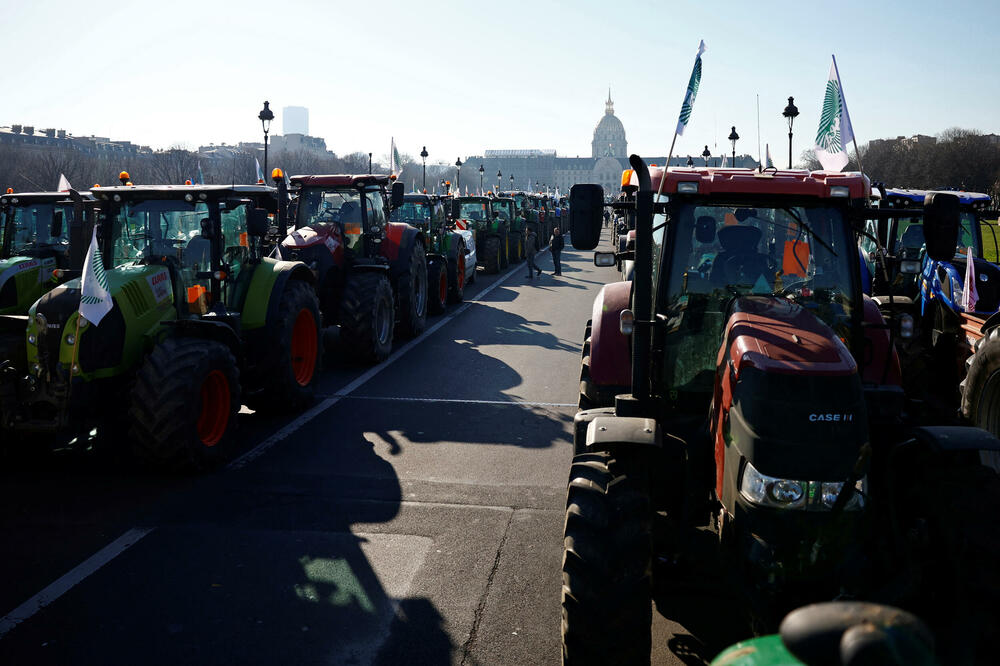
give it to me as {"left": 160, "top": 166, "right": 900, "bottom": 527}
{"left": 714, "top": 296, "right": 868, "bottom": 503}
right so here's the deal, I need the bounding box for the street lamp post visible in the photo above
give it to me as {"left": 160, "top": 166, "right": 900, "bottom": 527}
{"left": 368, "top": 152, "right": 372, "bottom": 174}
{"left": 509, "top": 174, "right": 514, "bottom": 190}
{"left": 686, "top": 156, "right": 694, "bottom": 167}
{"left": 258, "top": 101, "right": 274, "bottom": 179}
{"left": 420, "top": 146, "right": 428, "bottom": 189}
{"left": 455, "top": 158, "right": 462, "bottom": 190}
{"left": 782, "top": 96, "right": 799, "bottom": 169}
{"left": 478, "top": 164, "right": 484, "bottom": 193}
{"left": 728, "top": 126, "right": 740, "bottom": 167}
{"left": 702, "top": 145, "right": 711, "bottom": 167}
{"left": 496, "top": 169, "right": 502, "bottom": 192}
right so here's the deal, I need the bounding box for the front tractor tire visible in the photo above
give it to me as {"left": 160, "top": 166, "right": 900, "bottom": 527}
{"left": 448, "top": 242, "right": 467, "bottom": 304}
{"left": 130, "top": 338, "right": 240, "bottom": 471}
{"left": 396, "top": 241, "right": 428, "bottom": 338}
{"left": 246, "top": 279, "right": 322, "bottom": 412}
{"left": 961, "top": 328, "right": 1000, "bottom": 437}
{"left": 499, "top": 228, "right": 510, "bottom": 269}
{"left": 339, "top": 271, "right": 394, "bottom": 365}
{"left": 482, "top": 235, "right": 502, "bottom": 274}
{"left": 427, "top": 258, "right": 448, "bottom": 315}
{"left": 562, "top": 451, "right": 653, "bottom": 666}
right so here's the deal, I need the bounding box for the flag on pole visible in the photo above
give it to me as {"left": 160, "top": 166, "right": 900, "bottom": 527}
{"left": 813, "top": 55, "right": 856, "bottom": 172}
{"left": 255, "top": 158, "right": 265, "bottom": 183}
{"left": 197, "top": 161, "right": 205, "bottom": 185}
{"left": 962, "top": 246, "right": 979, "bottom": 312}
{"left": 79, "top": 227, "right": 113, "bottom": 326}
{"left": 765, "top": 144, "right": 775, "bottom": 169}
{"left": 57, "top": 173, "right": 71, "bottom": 192}
{"left": 676, "top": 40, "right": 706, "bottom": 136}
{"left": 720, "top": 153, "right": 728, "bottom": 168}
{"left": 390, "top": 139, "right": 403, "bottom": 177}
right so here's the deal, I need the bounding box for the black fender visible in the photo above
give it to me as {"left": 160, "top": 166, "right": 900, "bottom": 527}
{"left": 265, "top": 263, "right": 316, "bottom": 330}
{"left": 161, "top": 319, "right": 243, "bottom": 366}
{"left": 389, "top": 226, "right": 425, "bottom": 277}
{"left": 908, "top": 426, "right": 1000, "bottom": 454}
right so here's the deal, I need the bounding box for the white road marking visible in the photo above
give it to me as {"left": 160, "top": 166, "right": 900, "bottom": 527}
{"left": 0, "top": 253, "right": 542, "bottom": 641}
{"left": 336, "top": 395, "right": 576, "bottom": 408}
{"left": 0, "top": 528, "right": 153, "bottom": 639}
{"left": 230, "top": 257, "right": 529, "bottom": 468}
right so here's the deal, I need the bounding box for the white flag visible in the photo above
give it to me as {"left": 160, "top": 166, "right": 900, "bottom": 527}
{"left": 676, "top": 40, "right": 706, "bottom": 136}
{"left": 79, "top": 227, "right": 113, "bottom": 326}
{"left": 813, "top": 55, "right": 856, "bottom": 172}
{"left": 765, "top": 144, "right": 775, "bottom": 169}
{"left": 721, "top": 153, "right": 728, "bottom": 168}
{"left": 57, "top": 173, "right": 71, "bottom": 192}
{"left": 390, "top": 138, "right": 403, "bottom": 177}
{"left": 255, "top": 158, "right": 264, "bottom": 183}
{"left": 962, "top": 246, "right": 979, "bottom": 312}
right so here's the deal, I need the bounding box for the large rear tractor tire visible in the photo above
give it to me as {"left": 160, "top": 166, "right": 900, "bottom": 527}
{"left": 246, "top": 279, "right": 322, "bottom": 412}
{"left": 448, "top": 241, "right": 467, "bottom": 304}
{"left": 339, "top": 271, "right": 394, "bottom": 365}
{"left": 961, "top": 328, "right": 1000, "bottom": 437}
{"left": 130, "top": 338, "right": 240, "bottom": 471}
{"left": 427, "top": 258, "right": 448, "bottom": 315}
{"left": 499, "top": 228, "right": 510, "bottom": 269}
{"left": 482, "top": 235, "right": 502, "bottom": 274}
{"left": 396, "top": 242, "right": 428, "bottom": 338}
{"left": 562, "top": 451, "right": 652, "bottom": 666}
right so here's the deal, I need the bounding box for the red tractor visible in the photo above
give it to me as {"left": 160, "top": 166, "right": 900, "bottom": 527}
{"left": 279, "top": 175, "right": 425, "bottom": 364}
{"left": 563, "top": 158, "right": 1000, "bottom": 665}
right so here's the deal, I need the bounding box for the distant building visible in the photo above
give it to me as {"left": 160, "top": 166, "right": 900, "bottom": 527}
{"left": 269, "top": 133, "right": 328, "bottom": 155}
{"left": 283, "top": 106, "right": 309, "bottom": 136}
{"left": 592, "top": 91, "right": 627, "bottom": 159}
{"left": 0, "top": 125, "right": 149, "bottom": 155}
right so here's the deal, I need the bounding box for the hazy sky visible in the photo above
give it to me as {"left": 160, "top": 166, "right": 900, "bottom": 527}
{"left": 3, "top": 0, "right": 997, "bottom": 166}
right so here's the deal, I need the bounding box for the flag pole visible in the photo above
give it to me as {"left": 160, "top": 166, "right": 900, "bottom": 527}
{"left": 656, "top": 132, "right": 680, "bottom": 198}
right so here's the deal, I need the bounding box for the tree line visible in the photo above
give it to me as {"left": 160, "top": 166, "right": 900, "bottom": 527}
{"left": 798, "top": 128, "right": 1000, "bottom": 199}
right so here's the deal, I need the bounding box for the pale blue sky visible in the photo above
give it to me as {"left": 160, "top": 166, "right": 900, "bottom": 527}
{"left": 2, "top": 0, "right": 997, "bottom": 165}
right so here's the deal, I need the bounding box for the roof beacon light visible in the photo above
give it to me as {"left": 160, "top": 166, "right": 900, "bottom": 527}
{"left": 119, "top": 171, "right": 130, "bottom": 184}
{"left": 621, "top": 169, "right": 634, "bottom": 188}
{"left": 271, "top": 167, "right": 284, "bottom": 181}
{"left": 4, "top": 188, "right": 11, "bottom": 194}
{"left": 184, "top": 179, "right": 192, "bottom": 185}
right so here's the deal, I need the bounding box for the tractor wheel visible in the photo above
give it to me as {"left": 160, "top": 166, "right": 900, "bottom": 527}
{"left": 499, "top": 228, "right": 510, "bottom": 269}
{"left": 130, "top": 338, "right": 240, "bottom": 471}
{"left": 427, "top": 258, "right": 448, "bottom": 315}
{"left": 246, "top": 280, "right": 322, "bottom": 412}
{"left": 961, "top": 328, "right": 1000, "bottom": 437}
{"left": 339, "top": 271, "right": 394, "bottom": 365}
{"left": 396, "top": 241, "right": 428, "bottom": 338}
{"left": 448, "top": 241, "right": 467, "bottom": 304}
{"left": 562, "top": 451, "right": 652, "bottom": 666}
{"left": 483, "top": 235, "right": 502, "bottom": 274}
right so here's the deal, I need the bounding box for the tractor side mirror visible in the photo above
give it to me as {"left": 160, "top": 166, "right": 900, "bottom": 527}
{"left": 569, "top": 183, "right": 605, "bottom": 250}
{"left": 390, "top": 181, "right": 405, "bottom": 209}
{"left": 247, "top": 208, "right": 269, "bottom": 237}
{"left": 50, "top": 209, "right": 64, "bottom": 238}
{"left": 923, "top": 192, "right": 960, "bottom": 261}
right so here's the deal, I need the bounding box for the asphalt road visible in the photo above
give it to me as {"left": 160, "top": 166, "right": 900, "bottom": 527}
{"left": 0, "top": 226, "right": 743, "bottom": 665}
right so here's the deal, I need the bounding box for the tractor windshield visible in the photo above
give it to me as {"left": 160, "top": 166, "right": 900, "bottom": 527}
{"left": 458, "top": 202, "right": 489, "bottom": 220}
{"left": 2, "top": 203, "right": 72, "bottom": 258}
{"left": 109, "top": 199, "right": 209, "bottom": 267}
{"left": 391, "top": 202, "right": 431, "bottom": 225}
{"left": 888, "top": 211, "right": 982, "bottom": 259}
{"left": 659, "top": 202, "right": 858, "bottom": 393}
{"left": 491, "top": 201, "right": 512, "bottom": 221}
{"left": 296, "top": 187, "right": 364, "bottom": 230}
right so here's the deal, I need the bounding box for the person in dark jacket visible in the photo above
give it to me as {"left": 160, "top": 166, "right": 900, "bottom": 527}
{"left": 550, "top": 227, "right": 564, "bottom": 275}
{"left": 525, "top": 227, "right": 541, "bottom": 278}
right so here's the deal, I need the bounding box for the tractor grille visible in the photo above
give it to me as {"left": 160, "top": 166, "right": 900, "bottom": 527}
{"left": 119, "top": 281, "right": 150, "bottom": 316}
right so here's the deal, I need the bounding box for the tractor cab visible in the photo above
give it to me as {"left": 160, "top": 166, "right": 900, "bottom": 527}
{"left": 0, "top": 191, "right": 95, "bottom": 315}
{"left": 391, "top": 193, "right": 446, "bottom": 236}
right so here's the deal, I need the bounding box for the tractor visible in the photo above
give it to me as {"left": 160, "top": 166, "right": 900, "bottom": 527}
{"left": 452, "top": 195, "right": 509, "bottom": 274}
{"left": 280, "top": 175, "right": 426, "bottom": 364}
{"left": 0, "top": 182, "right": 322, "bottom": 470}
{"left": 391, "top": 192, "right": 472, "bottom": 314}
{"left": 562, "top": 158, "right": 1000, "bottom": 665}
{"left": 490, "top": 195, "right": 524, "bottom": 264}
{"left": 861, "top": 189, "right": 1000, "bottom": 438}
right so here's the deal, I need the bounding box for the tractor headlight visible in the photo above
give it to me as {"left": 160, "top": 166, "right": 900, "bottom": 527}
{"left": 28, "top": 334, "right": 36, "bottom": 345}
{"left": 740, "top": 460, "right": 865, "bottom": 511}
{"left": 65, "top": 334, "right": 76, "bottom": 346}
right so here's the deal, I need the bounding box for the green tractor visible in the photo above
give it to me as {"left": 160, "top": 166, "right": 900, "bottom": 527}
{"left": 490, "top": 195, "right": 524, "bottom": 264}
{"left": 391, "top": 193, "right": 471, "bottom": 314}
{"left": 0, "top": 183, "right": 322, "bottom": 469}
{"left": 452, "top": 195, "right": 509, "bottom": 274}
{"left": 0, "top": 189, "right": 95, "bottom": 378}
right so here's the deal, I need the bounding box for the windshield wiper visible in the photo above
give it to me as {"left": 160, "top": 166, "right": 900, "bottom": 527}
{"left": 783, "top": 207, "right": 837, "bottom": 257}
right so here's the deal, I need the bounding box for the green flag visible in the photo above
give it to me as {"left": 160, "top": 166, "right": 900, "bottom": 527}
{"left": 676, "top": 40, "right": 706, "bottom": 136}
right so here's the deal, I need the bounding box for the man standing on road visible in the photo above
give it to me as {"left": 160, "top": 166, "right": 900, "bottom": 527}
{"left": 551, "top": 227, "right": 564, "bottom": 275}
{"left": 525, "top": 226, "right": 541, "bottom": 278}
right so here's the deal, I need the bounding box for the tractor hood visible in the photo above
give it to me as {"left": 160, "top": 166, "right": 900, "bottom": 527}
{"left": 720, "top": 296, "right": 867, "bottom": 480}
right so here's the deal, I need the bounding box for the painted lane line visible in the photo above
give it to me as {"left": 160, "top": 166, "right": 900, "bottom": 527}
{"left": 230, "top": 258, "right": 527, "bottom": 469}
{"left": 333, "top": 395, "right": 577, "bottom": 408}
{"left": 0, "top": 527, "right": 153, "bottom": 639}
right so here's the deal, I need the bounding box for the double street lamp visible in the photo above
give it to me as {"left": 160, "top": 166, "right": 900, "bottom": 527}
{"left": 782, "top": 96, "right": 800, "bottom": 169}
{"left": 420, "top": 146, "right": 428, "bottom": 189}
{"left": 258, "top": 101, "right": 274, "bottom": 180}
{"left": 478, "top": 164, "right": 484, "bottom": 193}
{"left": 686, "top": 156, "right": 694, "bottom": 167}
{"left": 496, "top": 169, "right": 502, "bottom": 192}
{"left": 728, "top": 126, "right": 740, "bottom": 167}
{"left": 702, "top": 145, "right": 711, "bottom": 167}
